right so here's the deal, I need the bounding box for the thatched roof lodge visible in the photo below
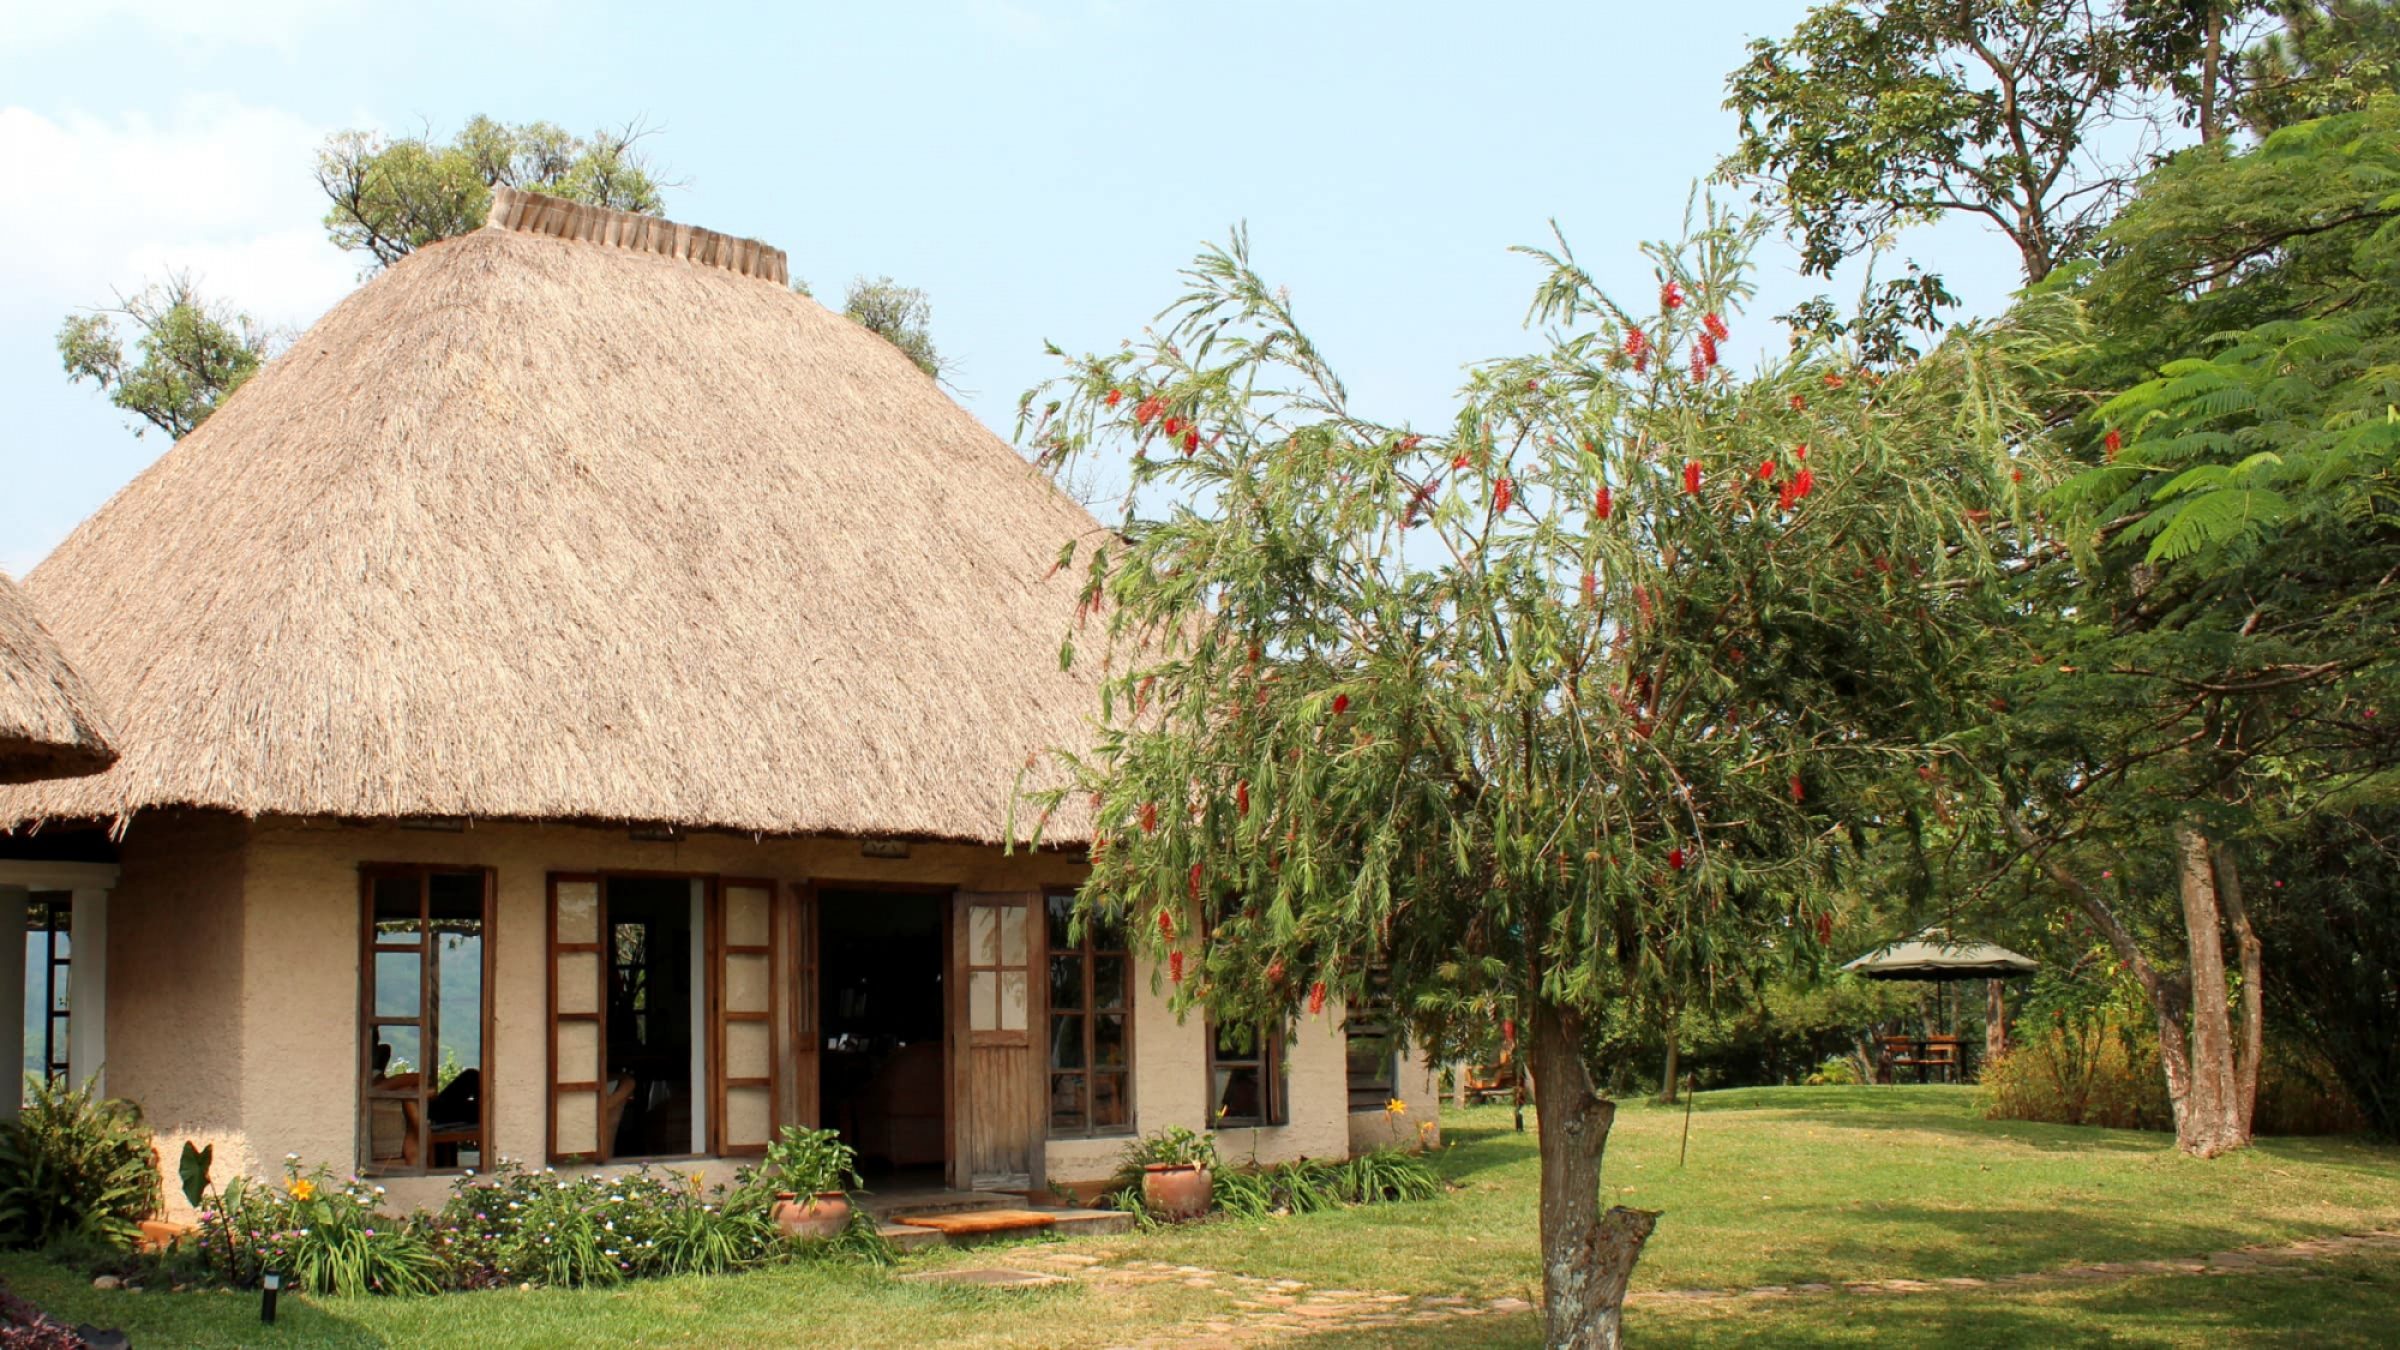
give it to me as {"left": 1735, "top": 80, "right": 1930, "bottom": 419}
{"left": 0, "top": 189, "right": 1435, "bottom": 1209}
{"left": 0, "top": 574, "right": 114, "bottom": 785}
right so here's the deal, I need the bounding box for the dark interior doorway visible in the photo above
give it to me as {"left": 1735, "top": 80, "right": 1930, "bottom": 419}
{"left": 818, "top": 890, "right": 946, "bottom": 1182}
{"left": 604, "top": 876, "right": 701, "bottom": 1158}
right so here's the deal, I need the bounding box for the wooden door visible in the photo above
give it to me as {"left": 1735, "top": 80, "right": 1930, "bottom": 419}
{"left": 710, "top": 879, "right": 780, "bottom": 1156}
{"left": 546, "top": 874, "right": 608, "bottom": 1162}
{"left": 788, "top": 883, "right": 821, "bottom": 1130}
{"left": 949, "top": 891, "right": 1045, "bottom": 1192}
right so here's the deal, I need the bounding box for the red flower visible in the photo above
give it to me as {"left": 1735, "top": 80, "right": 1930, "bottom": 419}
{"left": 1453, "top": 453, "right": 1472, "bottom": 470}
{"left": 1794, "top": 467, "right": 1816, "bottom": 499}
{"left": 1399, "top": 434, "right": 1423, "bottom": 452}
{"left": 1308, "top": 982, "right": 1328, "bottom": 1015}
{"left": 1162, "top": 415, "right": 1183, "bottom": 438}
{"left": 1159, "top": 909, "right": 1175, "bottom": 940}
{"left": 1236, "top": 780, "right": 1250, "bottom": 816}
{"left": 1668, "top": 847, "right": 1688, "bottom": 871}
{"left": 1758, "top": 459, "right": 1776, "bottom": 481}
{"left": 1790, "top": 774, "right": 1806, "bottom": 802}
{"left": 1105, "top": 388, "right": 1124, "bottom": 407}
{"left": 1689, "top": 346, "right": 1710, "bottom": 382}
{"left": 1703, "top": 312, "right": 1730, "bottom": 341}
{"left": 1189, "top": 862, "right": 1204, "bottom": 900}
{"left": 1778, "top": 479, "right": 1800, "bottom": 512}
{"left": 1332, "top": 693, "right": 1350, "bottom": 715}
{"left": 1170, "top": 951, "right": 1186, "bottom": 984}
{"left": 2011, "top": 468, "right": 2025, "bottom": 483}
{"left": 1661, "top": 280, "right": 1685, "bottom": 310}
{"left": 1595, "top": 485, "right": 1613, "bottom": 519}
{"left": 1697, "top": 331, "right": 1719, "bottom": 369}
{"left": 2103, "top": 428, "right": 2123, "bottom": 458}
{"left": 1815, "top": 912, "right": 1834, "bottom": 945}
{"left": 1181, "top": 428, "right": 1200, "bottom": 455}
{"left": 1794, "top": 442, "right": 1808, "bottom": 461}
{"left": 1683, "top": 460, "right": 1702, "bottom": 495}
{"left": 1789, "top": 393, "right": 1807, "bottom": 412}
{"left": 1494, "top": 477, "right": 1514, "bottom": 513}
{"left": 1140, "top": 800, "right": 1159, "bottom": 833}
{"left": 1266, "top": 960, "right": 1285, "bottom": 984}
{"left": 1581, "top": 570, "right": 1597, "bottom": 600}
{"left": 1134, "top": 395, "right": 1166, "bottom": 426}
{"left": 1824, "top": 373, "right": 1847, "bottom": 389}
{"left": 1623, "top": 328, "right": 1649, "bottom": 372}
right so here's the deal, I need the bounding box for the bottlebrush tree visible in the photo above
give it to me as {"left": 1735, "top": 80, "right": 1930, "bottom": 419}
{"left": 1015, "top": 210, "right": 2057, "bottom": 1348}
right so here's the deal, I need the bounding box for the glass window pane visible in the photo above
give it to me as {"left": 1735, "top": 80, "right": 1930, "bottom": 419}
{"left": 374, "top": 951, "right": 421, "bottom": 1018}
{"left": 999, "top": 971, "right": 1028, "bottom": 1032}
{"left": 1213, "top": 1065, "right": 1263, "bottom": 1125}
{"left": 1093, "top": 1071, "right": 1129, "bottom": 1129}
{"left": 1049, "top": 955, "right": 1084, "bottom": 1011}
{"left": 999, "top": 907, "right": 1028, "bottom": 967}
{"left": 1094, "top": 956, "right": 1128, "bottom": 1011}
{"left": 1347, "top": 1031, "right": 1395, "bottom": 1082}
{"left": 1046, "top": 894, "right": 1076, "bottom": 952}
{"left": 372, "top": 1024, "right": 421, "bottom": 1080}
{"left": 1050, "top": 1013, "right": 1086, "bottom": 1069}
{"left": 969, "top": 971, "right": 997, "bottom": 1032}
{"left": 49, "top": 967, "right": 69, "bottom": 1013}
{"left": 436, "top": 930, "right": 484, "bottom": 1075}
{"left": 969, "top": 906, "right": 997, "bottom": 966}
{"left": 373, "top": 874, "right": 422, "bottom": 940}
{"left": 1049, "top": 1073, "right": 1086, "bottom": 1133}
{"left": 1095, "top": 1013, "right": 1128, "bottom": 1068}
{"left": 554, "top": 881, "right": 600, "bottom": 945}
{"left": 428, "top": 872, "right": 482, "bottom": 924}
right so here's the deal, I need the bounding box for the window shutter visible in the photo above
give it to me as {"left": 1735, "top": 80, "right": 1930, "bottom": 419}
{"left": 547, "top": 874, "right": 607, "bottom": 1162}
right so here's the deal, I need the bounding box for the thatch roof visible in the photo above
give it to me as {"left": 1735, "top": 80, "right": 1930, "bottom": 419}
{"left": 1843, "top": 930, "right": 2038, "bottom": 982}
{"left": 0, "top": 190, "right": 1103, "bottom": 842}
{"left": 0, "top": 575, "right": 117, "bottom": 785}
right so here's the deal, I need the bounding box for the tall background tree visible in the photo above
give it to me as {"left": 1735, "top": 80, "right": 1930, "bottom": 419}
{"left": 1017, "top": 214, "right": 2057, "bottom": 1347}
{"left": 55, "top": 274, "right": 276, "bottom": 440}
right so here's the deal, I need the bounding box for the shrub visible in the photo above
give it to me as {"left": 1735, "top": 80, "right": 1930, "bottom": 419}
{"left": 0, "top": 1080, "right": 162, "bottom": 1252}
{"left": 191, "top": 1162, "right": 442, "bottom": 1297}
{"left": 746, "top": 1126, "right": 862, "bottom": 1200}
{"left": 1332, "top": 1150, "right": 1443, "bottom": 1205}
{"left": 1804, "top": 1054, "right": 1865, "bottom": 1087}
{"left": 1981, "top": 1010, "right": 2171, "bottom": 1130}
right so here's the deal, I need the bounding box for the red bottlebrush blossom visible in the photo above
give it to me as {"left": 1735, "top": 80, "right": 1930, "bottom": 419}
{"left": 1790, "top": 774, "right": 1805, "bottom": 802}
{"left": 1266, "top": 959, "right": 1285, "bottom": 984}
{"left": 2103, "top": 428, "right": 2123, "bottom": 457}
{"left": 1777, "top": 479, "right": 1800, "bottom": 512}
{"left": 1689, "top": 345, "right": 1709, "bottom": 383}
{"left": 1525, "top": 378, "right": 1540, "bottom": 392}
{"left": 1181, "top": 428, "right": 1200, "bottom": 455}
{"left": 1667, "top": 846, "right": 1688, "bottom": 871}
{"left": 1332, "top": 693, "right": 1350, "bottom": 715}
{"left": 1308, "top": 982, "right": 1328, "bottom": 1015}
{"left": 1789, "top": 393, "right": 1806, "bottom": 411}
{"left": 1623, "top": 328, "right": 1649, "bottom": 372}
{"left": 1683, "top": 460, "right": 1702, "bottom": 495}
{"left": 1758, "top": 459, "right": 1776, "bottom": 481}
{"left": 1697, "top": 331, "right": 1719, "bottom": 369}
{"left": 2011, "top": 467, "right": 2025, "bottom": 483}
{"left": 1703, "top": 312, "right": 1730, "bottom": 341}
{"left": 1105, "top": 388, "right": 1124, "bottom": 407}
{"left": 1140, "top": 800, "right": 1159, "bottom": 834}
{"left": 1660, "top": 280, "right": 1685, "bottom": 310}
{"left": 1162, "top": 415, "right": 1184, "bottom": 438}
{"left": 1399, "top": 434, "right": 1423, "bottom": 452}
{"left": 1453, "top": 453, "right": 1472, "bottom": 470}
{"left": 1134, "top": 394, "right": 1165, "bottom": 425}
{"left": 1794, "top": 467, "right": 1816, "bottom": 499}
{"left": 1595, "top": 485, "right": 1613, "bottom": 519}
{"left": 1189, "top": 862, "right": 1204, "bottom": 899}
{"left": 1170, "top": 951, "right": 1186, "bottom": 984}
{"left": 1235, "top": 780, "right": 1250, "bottom": 816}
{"left": 1632, "top": 583, "right": 1655, "bottom": 624}
{"left": 1159, "top": 909, "right": 1175, "bottom": 940}
{"left": 1581, "top": 570, "right": 1597, "bottom": 600}
{"left": 1494, "top": 477, "right": 1514, "bottom": 513}
{"left": 1794, "top": 442, "right": 1808, "bottom": 461}
{"left": 1824, "top": 372, "right": 1847, "bottom": 389}
{"left": 1815, "top": 911, "right": 1834, "bottom": 945}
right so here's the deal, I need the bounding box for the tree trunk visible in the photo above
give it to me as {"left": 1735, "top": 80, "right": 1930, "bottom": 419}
{"left": 2199, "top": 5, "right": 2225, "bottom": 147}
{"left": 1658, "top": 1017, "right": 1680, "bottom": 1106}
{"left": 2174, "top": 821, "right": 2249, "bottom": 1156}
{"left": 2212, "top": 841, "right": 2265, "bottom": 1138}
{"left": 1453, "top": 1060, "right": 1470, "bottom": 1111}
{"left": 1985, "top": 978, "right": 2009, "bottom": 1065}
{"left": 1527, "top": 996, "right": 1658, "bottom": 1350}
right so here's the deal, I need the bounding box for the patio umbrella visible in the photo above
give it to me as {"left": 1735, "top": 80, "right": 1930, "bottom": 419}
{"left": 1843, "top": 929, "right": 2038, "bottom": 982}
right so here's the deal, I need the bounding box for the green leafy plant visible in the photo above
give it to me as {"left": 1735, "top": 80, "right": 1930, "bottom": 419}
{"left": 1331, "top": 1150, "right": 1444, "bottom": 1206}
{"left": 0, "top": 1079, "right": 162, "bottom": 1252}
{"left": 750, "top": 1126, "right": 862, "bottom": 1198}
{"left": 1117, "top": 1126, "right": 1218, "bottom": 1173}
{"left": 177, "top": 1141, "right": 213, "bottom": 1212}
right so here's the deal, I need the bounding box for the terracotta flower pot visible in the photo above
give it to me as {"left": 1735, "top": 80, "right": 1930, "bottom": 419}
{"left": 1141, "top": 1163, "right": 1211, "bottom": 1221}
{"left": 773, "top": 1190, "right": 851, "bottom": 1241}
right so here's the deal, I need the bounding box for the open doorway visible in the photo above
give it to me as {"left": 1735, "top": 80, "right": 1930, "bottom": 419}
{"left": 818, "top": 890, "right": 946, "bottom": 1185}
{"left": 604, "top": 876, "right": 705, "bottom": 1158}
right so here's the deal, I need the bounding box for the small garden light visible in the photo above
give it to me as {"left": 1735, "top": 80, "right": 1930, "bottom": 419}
{"left": 260, "top": 1271, "right": 282, "bottom": 1325}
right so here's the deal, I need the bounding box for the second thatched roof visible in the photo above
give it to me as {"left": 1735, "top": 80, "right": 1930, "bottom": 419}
{"left": 0, "top": 190, "right": 1103, "bottom": 842}
{"left": 0, "top": 574, "right": 116, "bottom": 785}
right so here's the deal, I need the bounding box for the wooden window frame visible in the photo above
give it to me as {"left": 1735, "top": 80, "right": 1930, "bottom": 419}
{"left": 1344, "top": 974, "right": 1401, "bottom": 1112}
{"left": 1042, "top": 892, "right": 1135, "bottom": 1140}
{"left": 359, "top": 864, "right": 496, "bottom": 1178}
{"left": 1205, "top": 1021, "right": 1287, "bottom": 1130}
{"left": 707, "top": 877, "right": 782, "bottom": 1158}
{"left": 29, "top": 896, "right": 71, "bottom": 1086}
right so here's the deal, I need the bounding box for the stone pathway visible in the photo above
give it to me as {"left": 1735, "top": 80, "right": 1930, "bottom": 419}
{"left": 990, "top": 1227, "right": 2400, "bottom": 1347}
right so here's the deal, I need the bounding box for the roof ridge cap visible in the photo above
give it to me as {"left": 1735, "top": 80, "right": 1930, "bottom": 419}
{"left": 485, "top": 186, "right": 788, "bottom": 287}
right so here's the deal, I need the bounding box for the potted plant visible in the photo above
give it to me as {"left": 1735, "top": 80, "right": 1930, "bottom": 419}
{"left": 757, "top": 1126, "right": 861, "bottom": 1240}
{"left": 1124, "top": 1126, "right": 1216, "bottom": 1221}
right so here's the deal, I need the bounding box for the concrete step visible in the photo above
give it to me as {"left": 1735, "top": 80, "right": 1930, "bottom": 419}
{"left": 859, "top": 1186, "right": 1020, "bottom": 1221}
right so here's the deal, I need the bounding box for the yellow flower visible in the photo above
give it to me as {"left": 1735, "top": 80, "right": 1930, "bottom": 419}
{"left": 288, "top": 1178, "right": 316, "bottom": 1202}
{"left": 1385, "top": 1098, "right": 1408, "bottom": 1117}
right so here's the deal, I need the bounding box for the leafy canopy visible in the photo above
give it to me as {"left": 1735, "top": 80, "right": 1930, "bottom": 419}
{"left": 1016, "top": 209, "right": 2059, "bottom": 1054}
{"left": 55, "top": 274, "right": 276, "bottom": 440}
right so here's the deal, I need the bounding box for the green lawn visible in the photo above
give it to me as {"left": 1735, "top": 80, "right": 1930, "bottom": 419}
{"left": 5, "top": 1088, "right": 2395, "bottom": 1347}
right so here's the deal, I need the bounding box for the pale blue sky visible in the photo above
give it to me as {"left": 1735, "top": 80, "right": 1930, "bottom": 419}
{"left": 0, "top": 0, "right": 2026, "bottom": 577}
